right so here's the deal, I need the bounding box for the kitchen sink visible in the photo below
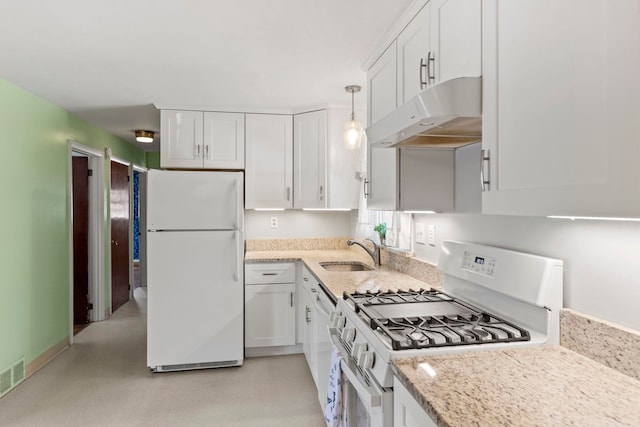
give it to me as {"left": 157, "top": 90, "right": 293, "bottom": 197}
{"left": 319, "top": 262, "right": 374, "bottom": 272}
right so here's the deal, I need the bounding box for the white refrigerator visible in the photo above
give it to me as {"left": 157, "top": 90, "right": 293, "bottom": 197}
{"left": 146, "top": 170, "right": 244, "bottom": 372}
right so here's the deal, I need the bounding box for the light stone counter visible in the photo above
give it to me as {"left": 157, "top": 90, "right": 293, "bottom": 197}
{"left": 392, "top": 346, "right": 640, "bottom": 427}
{"left": 244, "top": 249, "right": 438, "bottom": 301}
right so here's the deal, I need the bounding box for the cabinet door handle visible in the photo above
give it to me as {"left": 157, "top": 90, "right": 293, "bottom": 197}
{"left": 364, "top": 178, "right": 370, "bottom": 198}
{"left": 205, "top": 144, "right": 210, "bottom": 159}
{"left": 305, "top": 306, "right": 310, "bottom": 324}
{"left": 419, "top": 57, "right": 427, "bottom": 90}
{"left": 427, "top": 51, "right": 435, "bottom": 84}
{"left": 196, "top": 144, "right": 201, "bottom": 158}
{"left": 290, "top": 292, "right": 294, "bottom": 307}
{"left": 480, "top": 149, "right": 490, "bottom": 192}
{"left": 303, "top": 277, "right": 308, "bottom": 282}
{"left": 319, "top": 185, "right": 323, "bottom": 201}
{"left": 286, "top": 187, "right": 291, "bottom": 201}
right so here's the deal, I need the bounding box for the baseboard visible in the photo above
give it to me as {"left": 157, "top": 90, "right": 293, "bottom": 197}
{"left": 245, "top": 343, "right": 303, "bottom": 358}
{"left": 26, "top": 336, "right": 70, "bottom": 378}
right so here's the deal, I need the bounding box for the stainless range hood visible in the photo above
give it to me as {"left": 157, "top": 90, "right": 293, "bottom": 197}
{"left": 366, "top": 77, "right": 482, "bottom": 148}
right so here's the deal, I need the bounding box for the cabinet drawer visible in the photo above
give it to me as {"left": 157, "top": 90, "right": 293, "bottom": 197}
{"left": 245, "top": 263, "right": 295, "bottom": 284}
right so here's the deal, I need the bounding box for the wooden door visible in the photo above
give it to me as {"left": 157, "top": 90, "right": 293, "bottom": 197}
{"left": 110, "top": 161, "right": 130, "bottom": 313}
{"left": 72, "top": 156, "right": 90, "bottom": 325}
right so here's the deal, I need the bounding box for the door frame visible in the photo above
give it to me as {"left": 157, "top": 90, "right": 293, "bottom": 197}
{"left": 68, "top": 141, "right": 106, "bottom": 344}
{"left": 132, "top": 166, "right": 148, "bottom": 291}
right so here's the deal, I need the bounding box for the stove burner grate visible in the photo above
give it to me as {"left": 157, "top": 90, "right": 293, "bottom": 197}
{"left": 373, "top": 313, "right": 530, "bottom": 350}
{"left": 344, "top": 288, "right": 530, "bottom": 350}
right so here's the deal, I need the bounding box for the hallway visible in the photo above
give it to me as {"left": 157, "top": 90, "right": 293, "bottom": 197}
{"left": 0, "top": 289, "right": 325, "bottom": 427}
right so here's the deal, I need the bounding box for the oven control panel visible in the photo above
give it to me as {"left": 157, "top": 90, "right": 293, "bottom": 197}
{"left": 462, "top": 251, "right": 496, "bottom": 276}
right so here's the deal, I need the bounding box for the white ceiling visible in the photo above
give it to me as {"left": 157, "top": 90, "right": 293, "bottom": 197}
{"left": 0, "top": 0, "right": 412, "bottom": 151}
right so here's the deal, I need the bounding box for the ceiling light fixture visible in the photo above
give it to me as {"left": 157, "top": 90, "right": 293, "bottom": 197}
{"left": 135, "top": 130, "right": 155, "bottom": 143}
{"left": 344, "top": 85, "right": 363, "bottom": 150}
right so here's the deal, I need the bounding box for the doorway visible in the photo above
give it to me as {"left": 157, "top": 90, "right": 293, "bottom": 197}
{"left": 110, "top": 160, "right": 131, "bottom": 313}
{"left": 132, "top": 168, "right": 148, "bottom": 289}
{"left": 68, "top": 142, "right": 106, "bottom": 342}
{"left": 72, "top": 154, "right": 90, "bottom": 333}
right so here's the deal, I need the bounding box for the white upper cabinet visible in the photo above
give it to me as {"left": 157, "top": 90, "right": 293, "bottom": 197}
{"left": 396, "top": 3, "right": 431, "bottom": 105}
{"left": 482, "top": 0, "right": 640, "bottom": 217}
{"left": 161, "top": 110, "right": 244, "bottom": 170}
{"left": 396, "top": 0, "right": 481, "bottom": 106}
{"left": 367, "top": 45, "right": 399, "bottom": 210}
{"left": 245, "top": 114, "right": 293, "bottom": 209}
{"left": 364, "top": 1, "right": 481, "bottom": 211}
{"left": 203, "top": 112, "right": 245, "bottom": 169}
{"left": 429, "top": 0, "right": 481, "bottom": 85}
{"left": 368, "top": 44, "right": 398, "bottom": 126}
{"left": 160, "top": 110, "right": 204, "bottom": 169}
{"left": 294, "top": 110, "right": 327, "bottom": 209}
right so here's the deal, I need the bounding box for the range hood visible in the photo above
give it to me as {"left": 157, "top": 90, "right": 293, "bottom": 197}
{"left": 366, "top": 77, "right": 482, "bottom": 148}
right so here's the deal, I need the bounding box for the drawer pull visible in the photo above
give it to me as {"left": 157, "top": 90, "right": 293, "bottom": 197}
{"left": 261, "top": 272, "right": 278, "bottom": 276}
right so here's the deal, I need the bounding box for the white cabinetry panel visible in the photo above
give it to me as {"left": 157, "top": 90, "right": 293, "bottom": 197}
{"left": 393, "top": 378, "right": 437, "bottom": 427}
{"left": 482, "top": 0, "right": 640, "bottom": 217}
{"left": 160, "top": 110, "right": 203, "bottom": 169}
{"left": 294, "top": 110, "right": 327, "bottom": 209}
{"left": 203, "top": 112, "right": 244, "bottom": 169}
{"left": 244, "top": 283, "right": 295, "bottom": 348}
{"left": 245, "top": 114, "right": 293, "bottom": 209}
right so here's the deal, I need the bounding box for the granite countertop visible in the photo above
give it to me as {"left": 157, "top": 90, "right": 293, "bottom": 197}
{"left": 245, "top": 249, "right": 436, "bottom": 300}
{"left": 392, "top": 346, "right": 640, "bottom": 427}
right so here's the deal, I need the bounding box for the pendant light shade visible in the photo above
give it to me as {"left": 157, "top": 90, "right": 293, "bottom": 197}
{"left": 344, "top": 85, "right": 363, "bottom": 150}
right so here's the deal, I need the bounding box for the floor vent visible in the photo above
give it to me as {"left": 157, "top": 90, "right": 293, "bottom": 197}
{"left": 156, "top": 360, "right": 240, "bottom": 372}
{"left": 0, "top": 358, "right": 25, "bottom": 398}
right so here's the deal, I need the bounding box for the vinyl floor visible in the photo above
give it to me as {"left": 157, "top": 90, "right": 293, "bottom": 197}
{"left": 0, "top": 288, "right": 326, "bottom": 427}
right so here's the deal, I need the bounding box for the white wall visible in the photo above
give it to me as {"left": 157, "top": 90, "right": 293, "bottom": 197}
{"left": 412, "top": 213, "right": 640, "bottom": 331}
{"left": 245, "top": 210, "right": 353, "bottom": 239}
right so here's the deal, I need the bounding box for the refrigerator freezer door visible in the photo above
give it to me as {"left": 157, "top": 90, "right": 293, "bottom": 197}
{"left": 147, "top": 230, "right": 244, "bottom": 369}
{"left": 147, "top": 170, "right": 243, "bottom": 231}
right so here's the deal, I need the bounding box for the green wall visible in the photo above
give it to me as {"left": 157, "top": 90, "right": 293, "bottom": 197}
{"left": 145, "top": 152, "right": 161, "bottom": 169}
{"left": 0, "top": 77, "right": 146, "bottom": 371}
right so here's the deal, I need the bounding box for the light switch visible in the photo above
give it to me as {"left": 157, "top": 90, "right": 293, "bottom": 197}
{"left": 270, "top": 217, "right": 278, "bottom": 228}
{"left": 428, "top": 224, "right": 436, "bottom": 246}
{"left": 415, "top": 223, "right": 426, "bottom": 245}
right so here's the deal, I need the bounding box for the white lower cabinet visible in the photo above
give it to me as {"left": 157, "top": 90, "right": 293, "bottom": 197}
{"left": 394, "top": 377, "right": 436, "bottom": 427}
{"left": 244, "top": 263, "right": 296, "bottom": 348}
{"left": 301, "top": 268, "right": 318, "bottom": 383}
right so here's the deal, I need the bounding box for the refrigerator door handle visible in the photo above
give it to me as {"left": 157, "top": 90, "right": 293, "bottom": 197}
{"left": 235, "top": 179, "right": 243, "bottom": 230}
{"left": 234, "top": 229, "right": 241, "bottom": 282}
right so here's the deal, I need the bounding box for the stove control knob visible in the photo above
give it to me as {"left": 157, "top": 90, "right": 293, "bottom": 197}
{"left": 341, "top": 327, "right": 356, "bottom": 343}
{"left": 358, "top": 351, "right": 375, "bottom": 370}
{"left": 332, "top": 314, "right": 346, "bottom": 330}
{"left": 352, "top": 342, "right": 367, "bottom": 359}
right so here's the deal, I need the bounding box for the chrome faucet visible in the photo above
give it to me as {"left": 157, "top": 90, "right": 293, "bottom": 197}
{"left": 347, "top": 239, "right": 381, "bottom": 266}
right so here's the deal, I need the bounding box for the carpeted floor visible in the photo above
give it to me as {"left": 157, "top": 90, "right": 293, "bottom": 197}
{"left": 0, "top": 288, "right": 326, "bottom": 427}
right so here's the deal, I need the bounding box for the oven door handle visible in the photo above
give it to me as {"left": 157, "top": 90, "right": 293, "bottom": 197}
{"left": 328, "top": 327, "right": 386, "bottom": 410}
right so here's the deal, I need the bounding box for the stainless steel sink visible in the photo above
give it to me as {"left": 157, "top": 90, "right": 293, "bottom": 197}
{"left": 319, "top": 262, "right": 374, "bottom": 272}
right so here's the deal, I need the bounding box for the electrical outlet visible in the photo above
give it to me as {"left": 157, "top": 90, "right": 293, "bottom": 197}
{"left": 415, "top": 223, "right": 426, "bottom": 245}
{"left": 427, "top": 224, "right": 436, "bottom": 246}
{"left": 270, "top": 217, "right": 278, "bottom": 228}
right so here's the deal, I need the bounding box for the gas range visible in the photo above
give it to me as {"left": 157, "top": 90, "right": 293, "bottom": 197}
{"left": 329, "top": 241, "right": 564, "bottom": 392}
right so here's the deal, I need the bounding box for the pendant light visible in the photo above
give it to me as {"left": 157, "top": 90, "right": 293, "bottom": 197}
{"left": 343, "top": 85, "right": 363, "bottom": 150}
{"left": 135, "top": 130, "right": 155, "bottom": 143}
